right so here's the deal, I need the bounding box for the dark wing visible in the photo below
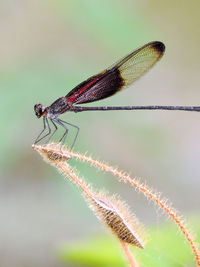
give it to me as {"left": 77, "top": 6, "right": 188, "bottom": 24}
{"left": 66, "top": 41, "right": 165, "bottom": 105}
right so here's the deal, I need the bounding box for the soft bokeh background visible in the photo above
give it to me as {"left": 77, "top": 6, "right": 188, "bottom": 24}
{"left": 1, "top": 0, "right": 200, "bottom": 266}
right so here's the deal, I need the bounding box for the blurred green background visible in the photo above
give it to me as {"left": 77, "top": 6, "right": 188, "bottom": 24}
{"left": 1, "top": 0, "right": 200, "bottom": 266}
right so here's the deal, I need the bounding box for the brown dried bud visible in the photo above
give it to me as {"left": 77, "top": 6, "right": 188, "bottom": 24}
{"left": 32, "top": 144, "right": 71, "bottom": 162}
{"left": 89, "top": 192, "right": 144, "bottom": 249}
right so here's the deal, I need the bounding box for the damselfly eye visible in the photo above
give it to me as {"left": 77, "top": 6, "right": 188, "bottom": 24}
{"left": 34, "top": 103, "right": 45, "bottom": 118}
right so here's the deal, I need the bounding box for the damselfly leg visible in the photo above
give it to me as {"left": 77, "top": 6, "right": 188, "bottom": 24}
{"left": 34, "top": 117, "right": 51, "bottom": 144}
{"left": 53, "top": 119, "right": 69, "bottom": 147}
{"left": 54, "top": 118, "right": 79, "bottom": 150}
{"left": 45, "top": 119, "right": 58, "bottom": 144}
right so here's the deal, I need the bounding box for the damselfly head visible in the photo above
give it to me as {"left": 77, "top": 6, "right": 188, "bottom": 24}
{"left": 34, "top": 103, "right": 46, "bottom": 118}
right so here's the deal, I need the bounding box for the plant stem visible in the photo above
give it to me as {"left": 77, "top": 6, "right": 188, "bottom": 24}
{"left": 120, "top": 241, "right": 138, "bottom": 267}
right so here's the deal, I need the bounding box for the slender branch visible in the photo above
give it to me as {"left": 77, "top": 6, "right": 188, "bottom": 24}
{"left": 33, "top": 144, "right": 200, "bottom": 266}
{"left": 32, "top": 144, "right": 140, "bottom": 266}
{"left": 65, "top": 149, "right": 200, "bottom": 266}
{"left": 72, "top": 105, "right": 200, "bottom": 113}
{"left": 120, "top": 241, "right": 138, "bottom": 267}
{"left": 57, "top": 161, "right": 93, "bottom": 198}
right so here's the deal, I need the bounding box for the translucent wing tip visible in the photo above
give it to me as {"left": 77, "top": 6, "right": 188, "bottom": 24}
{"left": 150, "top": 41, "right": 165, "bottom": 56}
